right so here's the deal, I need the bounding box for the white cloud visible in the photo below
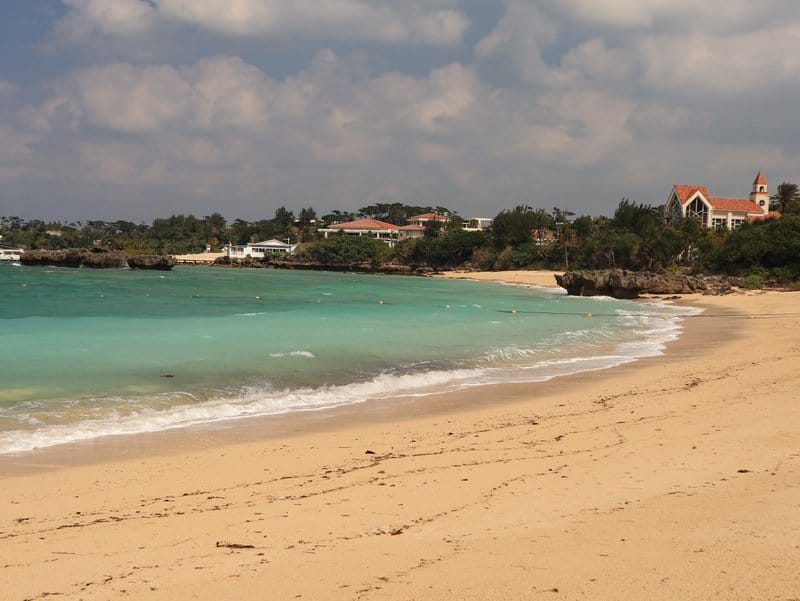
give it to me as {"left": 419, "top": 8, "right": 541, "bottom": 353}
{"left": 57, "top": 0, "right": 469, "bottom": 46}
{"left": 58, "top": 0, "right": 157, "bottom": 39}
{"left": 5, "top": 1, "right": 800, "bottom": 219}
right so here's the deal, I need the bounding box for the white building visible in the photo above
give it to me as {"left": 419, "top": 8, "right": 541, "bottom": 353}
{"left": 0, "top": 246, "right": 23, "bottom": 261}
{"left": 225, "top": 239, "right": 297, "bottom": 258}
{"left": 462, "top": 217, "right": 492, "bottom": 232}
{"left": 666, "top": 171, "right": 780, "bottom": 230}
{"left": 407, "top": 212, "right": 448, "bottom": 226}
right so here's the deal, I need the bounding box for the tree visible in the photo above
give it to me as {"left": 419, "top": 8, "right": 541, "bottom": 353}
{"left": 771, "top": 182, "right": 799, "bottom": 214}
{"left": 557, "top": 221, "right": 577, "bottom": 269}
{"left": 492, "top": 205, "right": 554, "bottom": 249}
{"left": 272, "top": 206, "right": 294, "bottom": 229}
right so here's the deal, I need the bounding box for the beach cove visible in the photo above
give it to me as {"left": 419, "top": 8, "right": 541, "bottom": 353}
{"left": 2, "top": 272, "right": 799, "bottom": 600}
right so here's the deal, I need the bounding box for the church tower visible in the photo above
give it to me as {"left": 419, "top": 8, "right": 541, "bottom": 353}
{"left": 749, "top": 170, "right": 769, "bottom": 214}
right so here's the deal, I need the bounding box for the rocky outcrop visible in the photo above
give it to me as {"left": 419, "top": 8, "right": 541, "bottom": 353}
{"left": 20, "top": 248, "right": 176, "bottom": 270}
{"left": 555, "top": 269, "right": 736, "bottom": 298}
{"left": 213, "top": 256, "right": 435, "bottom": 275}
{"left": 126, "top": 254, "right": 177, "bottom": 270}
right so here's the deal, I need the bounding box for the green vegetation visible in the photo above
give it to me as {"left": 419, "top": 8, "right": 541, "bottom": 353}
{"left": 3, "top": 191, "right": 800, "bottom": 283}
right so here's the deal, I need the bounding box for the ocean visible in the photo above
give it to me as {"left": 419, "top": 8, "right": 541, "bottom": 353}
{"left": 0, "top": 264, "right": 698, "bottom": 453}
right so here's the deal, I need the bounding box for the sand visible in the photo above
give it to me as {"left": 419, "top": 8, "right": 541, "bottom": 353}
{"left": 2, "top": 272, "right": 799, "bottom": 600}
{"left": 173, "top": 252, "right": 225, "bottom": 263}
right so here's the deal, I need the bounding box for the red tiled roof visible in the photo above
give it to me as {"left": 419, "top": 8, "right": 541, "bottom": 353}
{"left": 673, "top": 185, "right": 711, "bottom": 204}
{"left": 708, "top": 197, "right": 762, "bottom": 212}
{"left": 328, "top": 218, "right": 397, "bottom": 230}
{"left": 398, "top": 224, "right": 425, "bottom": 230}
{"left": 748, "top": 211, "right": 781, "bottom": 221}
{"left": 753, "top": 170, "right": 767, "bottom": 186}
{"left": 673, "top": 184, "right": 763, "bottom": 213}
{"left": 409, "top": 212, "right": 447, "bottom": 221}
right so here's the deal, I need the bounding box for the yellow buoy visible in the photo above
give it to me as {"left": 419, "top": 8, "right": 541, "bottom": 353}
{"left": 255, "top": 295, "right": 262, "bottom": 300}
{"left": 511, "top": 309, "right": 517, "bottom": 314}
{"left": 586, "top": 313, "right": 592, "bottom": 317}
{"left": 379, "top": 300, "right": 384, "bottom": 304}
{"left": 445, "top": 304, "right": 450, "bottom": 309}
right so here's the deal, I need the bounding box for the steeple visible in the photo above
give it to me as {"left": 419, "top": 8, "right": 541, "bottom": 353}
{"left": 750, "top": 170, "right": 769, "bottom": 213}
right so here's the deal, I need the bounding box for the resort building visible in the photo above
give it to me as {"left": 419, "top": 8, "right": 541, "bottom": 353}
{"left": 397, "top": 224, "right": 426, "bottom": 241}
{"left": 407, "top": 212, "right": 448, "bottom": 226}
{"left": 225, "top": 239, "right": 297, "bottom": 258}
{"left": 532, "top": 229, "right": 557, "bottom": 245}
{"left": 462, "top": 217, "right": 493, "bottom": 232}
{"left": 0, "top": 245, "right": 23, "bottom": 261}
{"left": 666, "top": 171, "right": 780, "bottom": 230}
{"left": 318, "top": 218, "right": 402, "bottom": 247}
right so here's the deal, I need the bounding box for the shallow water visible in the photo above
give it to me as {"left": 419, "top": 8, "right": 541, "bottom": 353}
{"left": 0, "top": 264, "right": 697, "bottom": 452}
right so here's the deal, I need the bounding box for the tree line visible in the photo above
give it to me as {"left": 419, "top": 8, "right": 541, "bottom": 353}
{"left": 2, "top": 185, "right": 799, "bottom": 282}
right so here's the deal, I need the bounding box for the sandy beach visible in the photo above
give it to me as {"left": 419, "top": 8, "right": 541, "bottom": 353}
{"left": 2, "top": 272, "right": 799, "bottom": 600}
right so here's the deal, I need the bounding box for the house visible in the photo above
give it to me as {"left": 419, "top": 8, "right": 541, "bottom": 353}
{"left": 665, "top": 171, "right": 780, "bottom": 230}
{"left": 397, "top": 224, "right": 426, "bottom": 241}
{"left": 532, "top": 229, "right": 557, "bottom": 245}
{"left": 225, "top": 239, "right": 297, "bottom": 258}
{"left": 407, "top": 212, "right": 449, "bottom": 226}
{"left": 0, "top": 245, "right": 23, "bottom": 261}
{"left": 462, "top": 217, "right": 493, "bottom": 232}
{"left": 318, "top": 218, "right": 401, "bottom": 247}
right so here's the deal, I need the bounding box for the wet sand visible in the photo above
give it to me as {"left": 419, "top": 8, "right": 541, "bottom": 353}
{"left": 2, "top": 274, "right": 799, "bottom": 600}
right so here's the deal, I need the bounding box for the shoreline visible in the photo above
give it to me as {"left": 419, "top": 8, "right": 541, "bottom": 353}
{"left": 2, "top": 274, "right": 799, "bottom": 599}
{"left": 1, "top": 270, "right": 685, "bottom": 470}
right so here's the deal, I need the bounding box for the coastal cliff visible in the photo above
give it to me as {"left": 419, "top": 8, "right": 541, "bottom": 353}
{"left": 20, "top": 248, "right": 176, "bottom": 270}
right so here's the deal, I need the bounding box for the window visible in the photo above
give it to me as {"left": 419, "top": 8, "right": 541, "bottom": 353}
{"left": 667, "top": 196, "right": 683, "bottom": 225}
{"left": 712, "top": 217, "right": 728, "bottom": 230}
{"left": 687, "top": 197, "right": 709, "bottom": 225}
{"left": 731, "top": 219, "right": 745, "bottom": 230}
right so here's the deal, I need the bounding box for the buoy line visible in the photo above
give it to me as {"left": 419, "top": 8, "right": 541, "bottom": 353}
{"left": 495, "top": 310, "right": 800, "bottom": 319}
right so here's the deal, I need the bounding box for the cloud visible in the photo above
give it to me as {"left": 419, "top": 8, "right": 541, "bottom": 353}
{"left": 56, "top": 0, "right": 470, "bottom": 47}
{"left": 0, "top": 81, "right": 17, "bottom": 105}
{"left": 4, "top": 1, "right": 800, "bottom": 220}
{"left": 58, "top": 0, "right": 158, "bottom": 39}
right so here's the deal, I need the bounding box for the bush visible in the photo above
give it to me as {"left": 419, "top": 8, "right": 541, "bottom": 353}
{"left": 306, "top": 235, "right": 389, "bottom": 264}
{"left": 740, "top": 273, "right": 765, "bottom": 290}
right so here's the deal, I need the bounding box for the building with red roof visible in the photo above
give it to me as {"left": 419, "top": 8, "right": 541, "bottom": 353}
{"left": 407, "top": 212, "right": 449, "bottom": 225}
{"left": 665, "top": 171, "right": 779, "bottom": 230}
{"left": 319, "top": 218, "right": 404, "bottom": 247}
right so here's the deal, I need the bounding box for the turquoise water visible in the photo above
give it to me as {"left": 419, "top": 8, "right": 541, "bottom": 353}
{"left": 0, "top": 264, "right": 696, "bottom": 452}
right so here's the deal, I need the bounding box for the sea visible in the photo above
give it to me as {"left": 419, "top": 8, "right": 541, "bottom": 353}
{"left": 0, "top": 264, "right": 699, "bottom": 454}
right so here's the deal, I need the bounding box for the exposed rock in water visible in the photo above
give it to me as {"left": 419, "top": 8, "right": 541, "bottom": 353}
{"left": 126, "top": 254, "right": 177, "bottom": 270}
{"left": 555, "top": 269, "right": 737, "bottom": 298}
{"left": 20, "top": 248, "right": 176, "bottom": 270}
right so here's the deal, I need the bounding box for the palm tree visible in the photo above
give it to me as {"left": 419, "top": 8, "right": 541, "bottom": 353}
{"left": 557, "top": 221, "right": 577, "bottom": 270}
{"left": 770, "top": 182, "right": 799, "bottom": 214}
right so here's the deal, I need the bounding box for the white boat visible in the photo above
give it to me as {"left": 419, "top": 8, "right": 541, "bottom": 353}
{"left": 0, "top": 246, "right": 23, "bottom": 261}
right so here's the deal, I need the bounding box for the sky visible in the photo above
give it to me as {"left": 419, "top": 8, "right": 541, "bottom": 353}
{"left": 1, "top": 0, "right": 799, "bottom": 222}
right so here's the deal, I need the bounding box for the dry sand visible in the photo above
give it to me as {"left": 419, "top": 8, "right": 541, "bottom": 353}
{"left": 173, "top": 252, "right": 225, "bottom": 263}
{"left": 437, "top": 268, "right": 563, "bottom": 288}
{"left": 2, "top": 272, "right": 799, "bottom": 600}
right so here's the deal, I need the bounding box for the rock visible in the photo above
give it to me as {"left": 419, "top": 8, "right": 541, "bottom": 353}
{"left": 20, "top": 248, "right": 176, "bottom": 270}
{"left": 127, "top": 254, "right": 177, "bottom": 270}
{"left": 555, "top": 269, "right": 722, "bottom": 298}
